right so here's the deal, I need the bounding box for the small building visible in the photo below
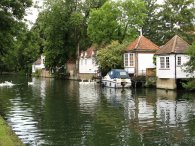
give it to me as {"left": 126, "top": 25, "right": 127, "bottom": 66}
{"left": 156, "top": 35, "right": 192, "bottom": 89}
{"left": 124, "top": 35, "right": 160, "bottom": 76}
{"left": 79, "top": 47, "right": 99, "bottom": 80}
{"left": 32, "top": 55, "right": 45, "bottom": 73}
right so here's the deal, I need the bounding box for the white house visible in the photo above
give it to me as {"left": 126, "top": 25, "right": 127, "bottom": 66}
{"left": 79, "top": 47, "right": 99, "bottom": 80}
{"left": 124, "top": 35, "right": 159, "bottom": 76}
{"left": 32, "top": 55, "right": 45, "bottom": 73}
{"left": 156, "top": 35, "right": 192, "bottom": 89}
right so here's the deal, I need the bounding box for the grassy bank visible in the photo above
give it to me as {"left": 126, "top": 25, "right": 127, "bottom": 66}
{"left": 0, "top": 116, "right": 25, "bottom": 146}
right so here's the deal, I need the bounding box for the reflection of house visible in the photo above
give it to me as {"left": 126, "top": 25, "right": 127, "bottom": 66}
{"left": 156, "top": 35, "right": 192, "bottom": 89}
{"left": 32, "top": 55, "right": 45, "bottom": 73}
{"left": 79, "top": 47, "right": 99, "bottom": 80}
{"left": 124, "top": 36, "right": 159, "bottom": 76}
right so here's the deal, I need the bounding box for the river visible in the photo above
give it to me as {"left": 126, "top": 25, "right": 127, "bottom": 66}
{"left": 0, "top": 76, "right": 195, "bottom": 146}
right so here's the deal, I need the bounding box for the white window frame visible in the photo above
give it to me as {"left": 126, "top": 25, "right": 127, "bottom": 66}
{"left": 81, "top": 59, "right": 83, "bottom": 65}
{"left": 124, "top": 53, "right": 134, "bottom": 67}
{"left": 85, "top": 58, "right": 87, "bottom": 65}
{"left": 177, "top": 56, "right": 181, "bottom": 66}
{"left": 124, "top": 53, "right": 129, "bottom": 67}
{"left": 160, "top": 56, "right": 170, "bottom": 69}
{"left": 160, "top": 57, "right": 165, "bottom": 69}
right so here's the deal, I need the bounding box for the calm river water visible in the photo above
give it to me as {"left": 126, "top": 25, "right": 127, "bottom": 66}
{"left": 0, "top": 76, "right": 195, "bottom": 146}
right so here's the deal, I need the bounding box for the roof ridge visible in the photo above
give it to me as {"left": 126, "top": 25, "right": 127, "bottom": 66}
{"left": 171, "top": 35, "right": 177, "bottom": 53}
{"left": 135, "top": 36, "right": 142, "bottom": 49}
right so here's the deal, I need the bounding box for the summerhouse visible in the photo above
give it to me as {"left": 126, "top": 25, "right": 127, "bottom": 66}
{"left": 124, "top": 35, "right": 160, "bottom": 76}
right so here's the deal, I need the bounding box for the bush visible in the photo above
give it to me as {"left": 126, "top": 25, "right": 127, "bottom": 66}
{"left": 182, "top": 79, "right": 195, "bottom": 91}
{"left": 32, "top": 69, "right": 42, "bottom": 77}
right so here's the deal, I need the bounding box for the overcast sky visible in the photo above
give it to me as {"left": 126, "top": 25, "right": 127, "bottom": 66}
{"left": 24, "top": 0, "right": 44, "bottom": 27}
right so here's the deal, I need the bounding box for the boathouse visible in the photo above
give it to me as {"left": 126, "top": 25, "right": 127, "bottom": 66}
{"left": 156, "top": 35, "right": 193, "bottom": 89}
{"left": 124, "top": 35, "right": 160, "bottom": 76}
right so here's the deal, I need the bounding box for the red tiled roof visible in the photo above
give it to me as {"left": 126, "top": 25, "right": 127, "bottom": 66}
{"left": 156, "top": 35, "right": 190, "bottom": 55}
{"left": 126, "top": 36, "right": 160, "bottom": 52}
{"left": 81, "top": 47, "right": 95, "bottom": 58}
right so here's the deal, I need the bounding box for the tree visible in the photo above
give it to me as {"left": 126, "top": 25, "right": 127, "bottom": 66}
{"left": 96, "top": 41, "right": 128, "bottom": 75}
{"left": 142, "top": 0, "right": 195, "bottom": 45}
{"left": 2, "top": 23, "right": 40, "bottom": 73}
{"left": 185, "top": 43, "right": 195, "bottom": 73}
{"left": 32, "top": 0, "right": 108, "bottom": 71}
{"left": 87, "top": 0, "right": 147, "bottom": 45}
{"left": 142, "top": 0, "right": 161, "bottom": 44}
{"left": 0, "top": 0, "right": 32, "bottom": 56}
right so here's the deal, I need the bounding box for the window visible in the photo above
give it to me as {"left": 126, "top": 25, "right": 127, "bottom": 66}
{"left": 124, "top": 54, "right": 128, "bottom": 67}
{"left": 160, "top": 57, "right": 165, "bottom": 68}
{"left": 85, "top": 59, "right": 87, "bottom": 65}
{"left": 81, "top": 59, "right": 83, "bottom": 65}
{"left": 160, "top": 56, "right": 170, "bottom": 69}
{"left": 129, "top": 53, "right": 134, "bottom": 67}
{"left": 177, "top": 56, "right": 181, "bottom": 66}
{"left": 166, "top": 57, "right": 169, "bottom": 68}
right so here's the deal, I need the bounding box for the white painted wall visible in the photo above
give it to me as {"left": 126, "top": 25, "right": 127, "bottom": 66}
{"left": 156, "top": 54, "right": 195, "bottom": 79}
{"left": 32, "top": 55, "right": 45, "bottom": 73}
{"left": 124, "top": 53, "right": 155, "bottom": 75}
{"left": 79, "top": 57, "right": 98, "bottom": 74}
{"left": 138, "top": 53, "right": 155, "bottom": 75}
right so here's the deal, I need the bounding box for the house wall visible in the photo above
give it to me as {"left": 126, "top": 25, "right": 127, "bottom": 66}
{"left": 32, "top": 55, "right": 45, "bottom": 73}
{"left": 79, "top": 57, "right": 98, "bottom": 74}
{"left": 124, "top": 53, "right": 155, "bottom": 75}
{"left": 156, "top": 54, "right": 193, "bottom": 79}
{"left": 156, "top": 78, "right": 176, "bottom": 90}
{"left": 138, "top": 53, "right": 155, "bottom": 75}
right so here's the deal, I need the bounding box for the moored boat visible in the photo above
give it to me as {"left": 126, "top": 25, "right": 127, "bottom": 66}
{"left": 101, "top": 69, "right": 131, "bottom": 88}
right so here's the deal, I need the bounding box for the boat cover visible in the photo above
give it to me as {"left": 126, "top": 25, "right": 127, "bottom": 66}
{"left": 107, "top": 69, "right": 130, "bottom": 79}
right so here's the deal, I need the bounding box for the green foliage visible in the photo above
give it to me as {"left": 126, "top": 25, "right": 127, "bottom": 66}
{"left": 143, "top": 0, "right": 195, "bottom": 45}
{"left": 88, "top": 0, "right": 147, "bottom": 45}
{"left": 33, "top": 69, "right": 42, "bottom": 77}
{"left": 0, "top": 0, "right": 32, "bottom": 56}
{"left": 145, "top": 77, "right": 157, "bottom": 87}
{"left": 185, "top": 43, "right": 195, "bottom": 73}
{"left": 96, "top": 41, "right": 128, "bottom": 75}
{"left": 182, "top": 79, "right": 195, "bottom": 91}
{"left": 32, "top": 0, "right": 108, "bottom": 70}
{"left": 2, "top": 24, "right": 40, "bottom": 73}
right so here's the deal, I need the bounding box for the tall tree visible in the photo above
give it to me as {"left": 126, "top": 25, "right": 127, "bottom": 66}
{"left": 143, "top": 0, "right": 195, "bottom": 45}
{"left": 87, "top": 0, "right": 147, "bottom": 45}
{"left": 33, "top": 0, "right": 107, "bottom": 70}
{"left": 96, "top": 41, "right": 128, "bottom": 75}
{"left": 0, "top": 0, "right": 32, "bottom": 56}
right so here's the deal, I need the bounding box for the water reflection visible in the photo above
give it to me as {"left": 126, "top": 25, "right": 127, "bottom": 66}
{"left": 0, "top": 77, "right": 194, "bottom": 145}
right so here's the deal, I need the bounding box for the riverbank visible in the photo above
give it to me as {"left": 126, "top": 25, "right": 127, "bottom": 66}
{"left": 0, "top": 116, "right": 25, "bottom": 146}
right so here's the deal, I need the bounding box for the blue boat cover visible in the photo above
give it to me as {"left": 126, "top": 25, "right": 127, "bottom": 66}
{"left": 107, "top": 69, "right": 130, "bottom": 79}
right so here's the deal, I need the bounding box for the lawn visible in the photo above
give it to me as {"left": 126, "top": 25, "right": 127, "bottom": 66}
{"left": 0, "top": 116, "right": 25, "bottom": 146}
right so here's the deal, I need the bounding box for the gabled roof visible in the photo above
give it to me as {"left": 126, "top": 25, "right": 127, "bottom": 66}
{"left": 126, "top": 35, "right": 160, "bottom": 52}
{"left": 156, "top": 35, "right": 190, "bottom": 55}
{"left": 33, "top": 58, "right": 41, "bottom": 65}
{"left": 80, "top": 47, "right": 95, "bottom": 58}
